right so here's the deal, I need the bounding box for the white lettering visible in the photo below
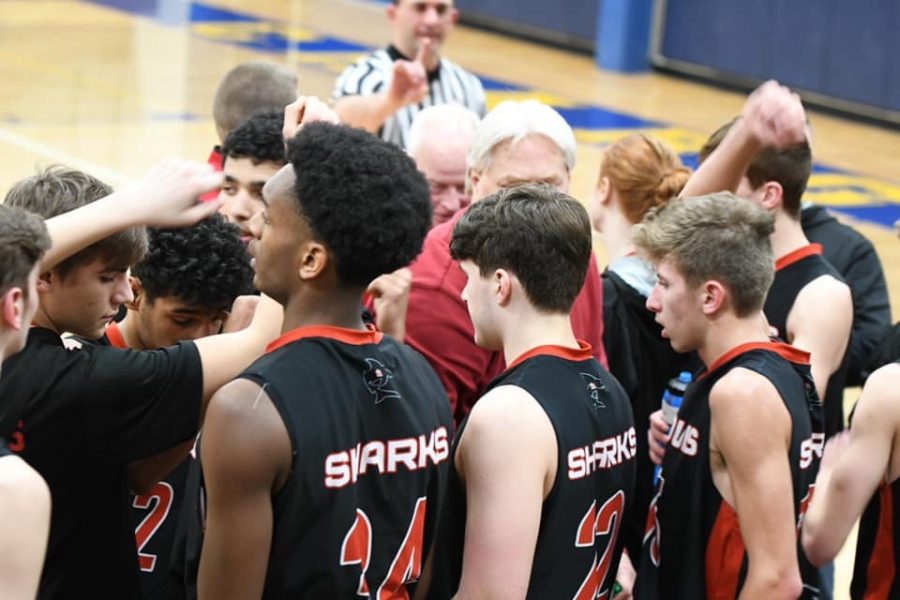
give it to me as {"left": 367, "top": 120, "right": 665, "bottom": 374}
{"left": 567, "top": 427, "right": 637, "bottom": 480}
{"left": 799, "top": 432, "right": 825, "bottom": 470}
{"left": 323, "top": 426, "right": 451, "bottom": 489}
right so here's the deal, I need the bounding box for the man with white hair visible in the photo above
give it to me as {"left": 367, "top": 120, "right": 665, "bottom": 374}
{"left": 403, "top": 100, "right": 608, "bottom": 423}
{"left": 407, "top": 103, "right": 480, "bottom": 227}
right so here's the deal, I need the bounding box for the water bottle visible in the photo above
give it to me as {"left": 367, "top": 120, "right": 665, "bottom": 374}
{"left": 653, "top": 371, "right": 692, "bottom": 485}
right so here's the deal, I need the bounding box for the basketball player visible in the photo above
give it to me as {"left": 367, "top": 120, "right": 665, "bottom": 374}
{"left": 422, "top": 184, "right": 636, "bottom": 599}
{"left": 0, "top": 161, "right": 282, "bottom": 598}
{"left": 635, "top": 194, "right": 823, "bottom": 599}
{"left": 699, "top": 121, "right": 852, "bottom": 439}
{"left": 0, "top": 205, "right": 52, "bottom": 599}
{"left": 98, "top": 216, "right": 254, "bottom": 600}
{"left": 197, "top": 122, "right": 452, "bottom": 598}
{"left": 802, "top": 359, "right": 900, "bottom": 598}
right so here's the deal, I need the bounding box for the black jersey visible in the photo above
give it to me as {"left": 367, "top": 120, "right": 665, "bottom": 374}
{"left": 428, "top": 343, "right": 636, "bottom": 599}
{"left": 97, "top": 322, "right": 190, "bottom": 600}
{"left": 219, "top": 325, "right": 452, "bottom": 598}
{"left": 602, "top": 269, "right": 696, "bottom": 561}
{"left": 764, "top": 243, "right": 847, "bottom": 438}
{"left": 851, "top": 479, "right": 900, "bottom": 599}
{"left": 0, "top": 327, "right": 202, "bottom": 599}
{"left": 637, "top": 342, "right": 824, "bottom": 600}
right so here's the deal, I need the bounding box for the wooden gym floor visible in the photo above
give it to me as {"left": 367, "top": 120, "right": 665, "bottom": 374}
{"left": 1, "top": 1, "right": 897, "bottom": 597}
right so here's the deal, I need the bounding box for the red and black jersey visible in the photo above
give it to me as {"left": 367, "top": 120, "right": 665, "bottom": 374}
{"left": 428, "top": 343, "right": 636, "bottom": 599}
{"left": 99, "top": 322, "right": 192, "bottom": 600}
{"left": 636, "top": 342, "right": 824, "bottom": 600}
{"left": 850, "top": 361, "right": 900, "bottom": 600}
{"left": 0, "top": 327, "right": 202, "bottom": 599}
{"left": 764, "top": 243, "right": 847, "bottom": 438}
{"left": 851, "top": 478, "right": 900, "bottom": 599}
{"left": 212, "top": 324, "right": 452, "bottom": 598}
{"left": 602, "top": 269, "right": 698, "bottom": 561}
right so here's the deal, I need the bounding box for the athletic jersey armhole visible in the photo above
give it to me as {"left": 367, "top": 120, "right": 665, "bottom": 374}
{"left": 236, "top": 372, "right": 298, "bottom": 494}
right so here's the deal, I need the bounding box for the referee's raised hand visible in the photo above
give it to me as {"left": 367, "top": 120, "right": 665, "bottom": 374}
{"left": 388, "top": 38, "right": 431, "bottom": 109}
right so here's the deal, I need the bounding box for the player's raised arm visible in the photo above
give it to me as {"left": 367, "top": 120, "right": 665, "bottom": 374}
{"left": 42, "top": 159, "right": 223, "bottom": 272}
{"left": 681, "top": 80, "right": 806, "bottom": 199}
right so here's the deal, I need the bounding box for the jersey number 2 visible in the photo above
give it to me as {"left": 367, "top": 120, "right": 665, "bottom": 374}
{"left": 133, "top": 482, "right": 175, "bottom": 572}
{"left": 341, "top": 497, "right": 427, "bottom": 599}
{"left": 573, "top": 490, "right": 625, "bottom": 600}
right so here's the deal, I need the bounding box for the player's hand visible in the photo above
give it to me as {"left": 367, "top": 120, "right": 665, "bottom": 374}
{"left": 126, "top": 159, "right": 224, "bottom": 227}
{"left": 741, "top": 80, "right": 807, "bottom": 149}
{"left": 648, "top": 409, "right": 671, "bottom": 465}
{"left": 221, "top": 295, "right": 260, "bottom": 334}
{"left": 388, "top": 40, "right": 430, "bottom": 109}
{"left": 367, "top": 267, "right": 413, "bottom": 342}
{"left": 283, "top": 96, "right": 341, "bottom": 141}
{"left": 612, "top": 551, "right": 635, "bottom": 600}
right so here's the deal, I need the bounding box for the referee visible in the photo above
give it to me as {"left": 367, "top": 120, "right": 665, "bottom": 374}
{"left": 332, "top": 0, "right": 485, "bottom": 149}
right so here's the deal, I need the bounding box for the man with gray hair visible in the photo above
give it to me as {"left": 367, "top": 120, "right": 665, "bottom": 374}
{"left": 403, "top": 100, "right": 606, "bottom": 423}
{"left": 407, "top": 103, "right": 479, "bottom": 227}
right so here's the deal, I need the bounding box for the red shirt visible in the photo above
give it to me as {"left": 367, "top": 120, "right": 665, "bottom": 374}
{"left": 201, "top": 146, "right": 223, "bottom": 203}
{"left": 405, "top": 209, "right": 607, "bottom": 423}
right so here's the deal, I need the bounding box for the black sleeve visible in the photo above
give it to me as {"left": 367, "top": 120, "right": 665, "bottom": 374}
{"left": 840, "top": 238, "right": 892, "bottom": 386}
{"left": 79, "top": 341, "right": 203, "bottom": 463}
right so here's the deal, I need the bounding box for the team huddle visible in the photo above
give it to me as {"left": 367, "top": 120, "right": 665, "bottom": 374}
{"left": 0, "top": 1, "right": 898, "bottom": 600}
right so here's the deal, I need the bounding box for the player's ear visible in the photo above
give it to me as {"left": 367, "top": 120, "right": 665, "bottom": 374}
{"left": 494, "top": 268, "right": 512, "bottom": 307}
{"left": 1, "top": 288, "right": 21, "bottom": 329}
{"left": 126, "top": 277, "right": 143, "bottom": 311}
{"left": 386, "top": 2, "right": 398, "bottom": 22}
{"left": 36, "top": 270, "right": 54, "bottom": 294}
{"left": 760, "top": 181, "right": 783, "bottom": 212}
{"left": 700, "top": 280, "right": 726, "bottom": 315}
{"left": 297, "top": 240, "right": 329, "bottom": 281}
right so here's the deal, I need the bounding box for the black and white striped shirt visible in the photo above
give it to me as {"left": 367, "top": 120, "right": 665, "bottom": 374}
{"left": 333, "top": 45, "right": 486, "bottom": 149}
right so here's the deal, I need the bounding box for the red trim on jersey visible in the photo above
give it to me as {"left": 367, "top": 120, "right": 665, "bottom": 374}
{"left": 705, "top": 501, "right": 745, "bottom": 599}
{"left": 105, "top": 322, "right": 128, "bottom": 349}
{"left": 507, "top": 340, "right": 593, "bottom": 370}
{"left": 267, "top": 324, "right": 383, "bottom": 353}
{"left": 701, "top": 341, "right": 811, "bottom": 380}
{"left": 775, "top": 243, "right": 823, "bottom": 272}
{"left": 865, "top": 483, "right": 896, "bottom": 597}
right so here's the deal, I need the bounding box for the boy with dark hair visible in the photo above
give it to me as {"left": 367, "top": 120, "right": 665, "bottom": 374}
{"left": 635, "top": 194, "right": 823, "bottom": 599}
{"left": 0, "top": 159, "right": 282, "bottom": 598}
{"left": 218, "top": 111, "right": 286, "bottom": 242}
{"left": 202, "top": 61, "right": 296, "bottom": 201}
{"left": 197, "top": 122, "right": 452, "bottom": 598}
{"left": 114, "top": 215, "right": 255, "bottom": 350}
{"left": 94, "top": 215, "right": 254, "bottom": 600}
{"left": 424, "top": 185, "right": 635, "bottom": 599}
{"left": 0, "top": 205, "right": 52, "bottom": 599}
{"left": 699, "top": 124, "right": 853, "bottom": 439}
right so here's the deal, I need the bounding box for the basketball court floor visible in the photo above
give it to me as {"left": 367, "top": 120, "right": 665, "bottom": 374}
{"left": 1, "top": 1, "right": 898, "bottom": 597}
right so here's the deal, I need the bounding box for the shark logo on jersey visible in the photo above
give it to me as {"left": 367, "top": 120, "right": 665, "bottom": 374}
{"left": 363, "top": 358, "right": 402, "bottom": 404}
{"left": 581, "top": 372, "right": 607, "bottom": 409}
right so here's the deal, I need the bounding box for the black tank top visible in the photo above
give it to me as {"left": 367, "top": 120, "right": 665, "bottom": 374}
{"left": 764, "top": 243, "right": 847, "bottom": 437}
{"left": 236, "top": 325, "right": 452, "bottom": 598}
{"left": 429, "top": 343, "right": 636, "bottom": 599}
{"left": 602, "top": 269, "right": 697, "bottom": 561}
{"left": 637, "top": 342, "right": 824, "bottom": 599}
{"left": 851, "top": 361, "right": 900, "bottom": 600}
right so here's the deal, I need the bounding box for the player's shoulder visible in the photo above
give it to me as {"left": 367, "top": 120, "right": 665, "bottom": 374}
{"left": 710, "top": 366, "right": 785, "bottom": 417}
